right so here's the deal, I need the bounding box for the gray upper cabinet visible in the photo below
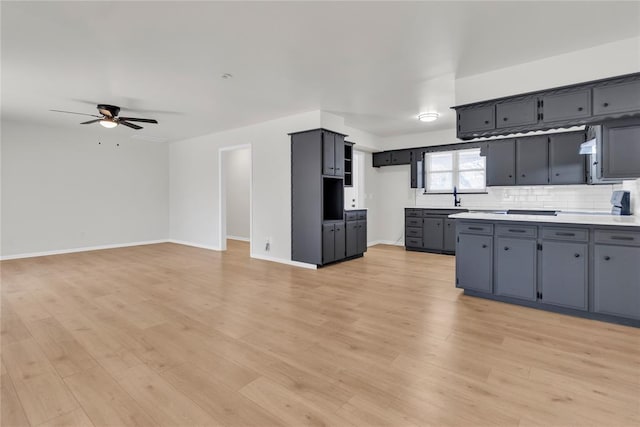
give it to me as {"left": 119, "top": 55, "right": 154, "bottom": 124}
{"left": 594, "top": 244, "right": 640, "bottom": 320}
{"left": 593, "top": 79, "right": 640, "bottom": 116}
{"left": 334, "top": 134, "right": 345, "bottom": 176}
{"left": 601, "top": 118, "right": 640, "bottom": 179}
{"left": 542, "top": 90, "right": 591, "bottom": 122}
{"left": 456, "top": 232, "right": 493, "bottom": 293}
{"left": 495, "top": 236, "right": 537, "bottom": 301}
{"left": 322, "top": 131, "right": 335, "bottom": 176}
{"left": 458, "top": 106, "right": 495, "bottom": 134}
{"left": 496, "top": 98, "right": 538, "bottom": 129}
{"left": 391, "top": 149, "right": 412, "bottom": 165}
{"left": 516, "top": 136, "right": 549, "bottom": 185}
{"left": 549, "top": 133, "right": 586, "bottom": 184}
{"left": 541, "top": 240, "right": 588, "bottom": 310}
{"left": 372, "top": 152, "right": 391, "bottom": 167}
{"left": 486, "top": 139, "right": 516, "bottom": 186}
{"left": 422, "top": 218, "right": 444, "bottom": 250}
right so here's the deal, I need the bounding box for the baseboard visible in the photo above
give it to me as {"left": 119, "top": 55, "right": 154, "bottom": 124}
{"left": 0, "top": 239, "right": 169, "bottom": 261}
{"left": 250, "top": 253, "right": 317, "bottom": 270}
{"left": 368, "top": 240, "right": 404, "bottom": 247}
{"left": 226, "top": 235, "right": 250, "bottom": 242}
{"left": 167, "top": 239, "right": 221, "bottom": 251}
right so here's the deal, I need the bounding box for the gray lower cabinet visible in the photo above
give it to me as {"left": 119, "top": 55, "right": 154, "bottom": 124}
{"left": 346, "top": 221, "right": 359, "bottom": 257}
{"left": 486, "top": 139, "right": 516, "bottom": 186}
{"left": 322, "top": 223, "right": 336, "bottom": 264}
{"left": 456, "top": 233, "right": 493, "bottom": 293}
{"left": 593, "top": 244, "right": 640, "bottom": 320}
{"left": 345, "top": 210, "right": 367, "bottom": 259}
{"left": 540, "top": 240, "right": 588, "bottom": 310}
{"left": 334, "top": 222, "right": 346, "bottom": 260}
{"left": 495, "top": 237, "right": 537, "bottom": 300}
{"left": 443, "top": 220, "right": 456, "bottom": 252}
{"left": 422, "top": 218, "right": 444, "bottom": 250}
{"left": 357, "top": 220, "right": 367, "bottom": 254}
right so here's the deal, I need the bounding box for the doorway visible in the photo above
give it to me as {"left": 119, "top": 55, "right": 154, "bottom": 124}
{"left": 218, "top": 145, "right": 252, "bottom": 253}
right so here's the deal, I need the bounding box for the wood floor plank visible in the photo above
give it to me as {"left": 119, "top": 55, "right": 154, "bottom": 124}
{"left": 1, "top": 240, "right": 639, "bottom": 426}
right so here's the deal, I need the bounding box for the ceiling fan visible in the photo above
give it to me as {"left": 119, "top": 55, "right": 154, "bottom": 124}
{"left": 50, "top": 104, "right": 158, "bottom": 130}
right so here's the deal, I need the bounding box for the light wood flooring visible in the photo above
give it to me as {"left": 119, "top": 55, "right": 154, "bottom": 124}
{"left": 1, "top": 240, "right": 639, "bottom": 426}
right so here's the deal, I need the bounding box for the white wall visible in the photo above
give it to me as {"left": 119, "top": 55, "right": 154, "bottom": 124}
{"left": 169, "top": 110, "right": 321, "bottom": 264}
{"left": 1, "top": 121, "right": 169, "bottom": 258}
{"left": 223, "top": 147, "right": 251, "bottom": 240}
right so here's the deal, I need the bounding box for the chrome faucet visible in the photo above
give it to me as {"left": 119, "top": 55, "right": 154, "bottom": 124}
{"left": 453, "top": 186, "right": 461, "bottom": 207}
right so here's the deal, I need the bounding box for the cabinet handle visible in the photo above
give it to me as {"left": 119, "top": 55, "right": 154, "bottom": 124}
{"left": 521, "top": 174, "right": 526, "bottom": 177}
{"left": 611, "top": 236, "right": 634, "bottom": 241}
{"left": 504, "top": 246, "right": 510, "bottom": 251}
{"left": 555, "top": 173, "right": 560, "bottom": 176}
{"left": 603, "top": 102, "right": 609, "bottom": 107}
{"left": 469, "top": 227, "right": 483, "bottom": 231}
{"left": 604, "top": 256, "right": 611, "bottom": 261}
{"left": 574, "top": 253, "right": 580, "bottom": 258}
{"left": 556, "top": 232, "right": 575, "bottom": 237}
{"left": 508, "top": 174, "right": 513, "bottom": 178}
{"left": 508, "top": 229, "right": 526, "bottom": 233}
{"left": 577, "top": 107, "right": 583, "bottom": 111}
{"left": 482, "top": 244, "right": 488, "bottom": 248}
{"left": 484, "top": 120, "right": 489, "bottom": 124}
{"left": 503, "top": 117, "right": 508, "bottom": 121}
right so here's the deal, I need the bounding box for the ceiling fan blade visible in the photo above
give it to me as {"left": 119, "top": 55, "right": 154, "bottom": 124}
{"left": 50, "top": 109, "right": 101, "bottom": 118}
{"left": 118, "top": 117, "right": 158, "bottom": 124}
{"left": 80, "top": 119, "right": 102, "bottom": 125}
{"left": 119, "top": 121, "right": 143, "bottom": 130}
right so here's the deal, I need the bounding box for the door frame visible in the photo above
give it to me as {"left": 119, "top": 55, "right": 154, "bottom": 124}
{"left": 218, "top": 144, "right": 252, "bottom": 252}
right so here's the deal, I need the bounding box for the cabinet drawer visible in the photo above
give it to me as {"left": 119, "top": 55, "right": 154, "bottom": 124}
{"left": 357, "top": 211, "right": 367, "bottom": 220}
{"left": 496, "top": 224, "right": 537, "bottom": 238}
{"left": 405, "top": 209, "right": 422, "bottom": 218}
{"left": 458, "top": 222, "right": 493, "bottom": 235}
{"left": 406, "top": 227, "right": 423, "bottom": 238}
{"left": 405, "top": 217, "right": 422, "bottom": 227}
{"left": 542, "top": 227, "right": 589, "bottom": 242}
{"left": 406, "top": 237, "right": 422, "bottom": 248}
{"left": 594, "top": 229, "right": 640, "bottom": 247}
{"left": 345, "top": 211, "right": 358, "bottom": 221}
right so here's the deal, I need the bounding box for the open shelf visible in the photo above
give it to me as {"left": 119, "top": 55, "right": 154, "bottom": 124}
{"left": 323, "top": 177, "right": 344, "bottom": 221}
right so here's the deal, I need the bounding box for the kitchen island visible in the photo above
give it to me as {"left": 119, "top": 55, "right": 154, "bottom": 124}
{"left": 449, "top": 211, "right": 640, "bottom": 326}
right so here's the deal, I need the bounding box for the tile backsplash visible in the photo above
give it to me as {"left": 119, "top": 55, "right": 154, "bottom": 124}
{"left": 415, "top": 180, "right": 639, "bottom": 213}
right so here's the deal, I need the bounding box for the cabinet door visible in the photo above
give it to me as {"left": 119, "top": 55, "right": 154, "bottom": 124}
{"left": 334, "top": 221, "right": 346, "bottom": 261}
{"left": 549, "top": 133, "right": 586, "bottom": 184}
{"left": 593, "top": 80, "right": 640, "bottom": 116}
{"left": 495, "top": 237, "right": 537, "bottom": 301}
{"left": 496, "top": 99, "right": 538, "bottom": 128}
{"left": 486, "top": 139, "right": 516, "bottom": 186}
{"left": 334, "top": 134, "right": 345, "bottom": 177}
{"left": 443, "top": 220, "right": 456, "bottom": 252}
{"left": 541, "top": 241, "right": 588, "bottom": 310}
{"left": 542, "top": 90, "right": 591, "bottom": 122}
{"left": 594, "top": 245, "right": 640, "bottom": 319}
{"left": 602, "top": 120, "right": 640, "bottom": 179}
{"left": 422, "top": 218, "right": 444, "bottom": 250}
{"left": 372, "top": 152, "right": 391, "bottom": 167}
{"left": 346, "top": 221, "right": 359, "bottom": 257}
{"left": 322, "top": 132, "right": 335, "bottom": 175}
{"left": 516, "top": 136, "right": 549, "bottom": 185}
{"left": 410, "top": 150, "right": 423, "bottom": 188}
{"left": 391, "top": 149, "right": 412, "bottom": 165}
{"left": 322, "top": 223, "right": 335, "bottom": 264}
{"left": 458, "top": 106, "right": 495, "bottom": 134}
{"left": 456, "top": 234, "right": 493, "bottom": 293}
{"left": 356, "top": 220, "right": 367, "bottom": 254}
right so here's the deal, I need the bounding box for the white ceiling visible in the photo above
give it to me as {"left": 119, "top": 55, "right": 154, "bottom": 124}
{"left": 2, "top": 1, "right": 639, "bottom": 141}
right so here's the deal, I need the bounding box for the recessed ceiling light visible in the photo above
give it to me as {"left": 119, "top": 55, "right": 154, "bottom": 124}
{"left": 418, "top": 112, "right": 439, "bottom": 122}
{"left": 221, "top": 73, "right": 233, "bottom": 79}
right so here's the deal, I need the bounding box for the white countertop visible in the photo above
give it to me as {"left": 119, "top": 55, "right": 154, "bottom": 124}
{"left": 449, "top": 212, "right": 640, "bottom": 227}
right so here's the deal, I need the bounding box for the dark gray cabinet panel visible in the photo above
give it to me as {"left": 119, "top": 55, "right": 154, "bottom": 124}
{"left": 422, "top": 218, "right": 444, "bottom": 250}
{"left": 549, "top": 133, "right": 586, "bottom": 184}
{"left": 456, "top": 234, "right": 493, "bottom": 293}
{"left": 495, "top": 237, "right": 537, "bottom": 301}
{"left": 410, "top": 150, "right": 423, "bottom": 189}
{"left": 496, "top": 99, "right": 538, "bottom": 129}
{"left": 486, "top": 139, "right": 516, "bottom": 186}
{"left": 391, "top": 149, "right": 412, "bottom": 165}
{"left": 322, "top": 223, "right": 335, "bottom": 264}
{"left": 357, "top": 220, "right": 367, "bottom": 254}
{"left": 594, "top": 245, "right": 640, "bottom": 320}
{"left": 516, "top": 136, "right": 549, "bottom": 185}
{"left": 458, "top": 106, "right": 495, "bottom": 134}
{"left": 322, "top": 131, "right": 335, "bottom": 176}
{"left": 444, "top": 220, "right": 456, "bottom": 252}
{"left": 542, "top": 90, "right": 591, "bottom": 122}
{"left": 593, "top": 79, "right": 640, "bottom": 116}
{"left": 334, "top": 222, "right": 346, "bottom": 260}
{"left": 372, "top": 152, "right": 391, "bottom": 167}
{"left": 541, "top": 241, "right": 588, "bottom": 310}
{"left": 334, "top": 134, "right": 345, "bottom": 176}
{"left": 346, "top": 221, "right": 358, "bottom": 257}
{"left": 602, "top": 119, "right": 640, "bottom": 179}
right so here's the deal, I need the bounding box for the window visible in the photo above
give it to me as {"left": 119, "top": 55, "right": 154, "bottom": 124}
{"left": 425, "top": 148, "right": 486, "bottom": 193}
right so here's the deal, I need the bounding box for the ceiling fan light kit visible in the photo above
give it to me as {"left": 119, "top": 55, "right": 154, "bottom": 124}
{"left": 50, "top": 104, "right": 158, "bottom": 130}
